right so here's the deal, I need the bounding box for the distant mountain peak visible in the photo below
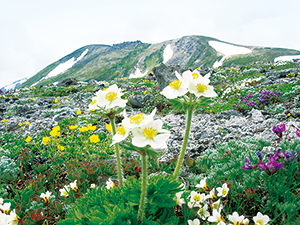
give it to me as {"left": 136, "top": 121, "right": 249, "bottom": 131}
{"left": 18, "top": 35, "right": 300, "bottom": 89}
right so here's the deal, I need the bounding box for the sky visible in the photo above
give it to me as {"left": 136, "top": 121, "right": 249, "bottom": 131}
{"left": 1, "top": 0, "right": 300, "bottom": 88}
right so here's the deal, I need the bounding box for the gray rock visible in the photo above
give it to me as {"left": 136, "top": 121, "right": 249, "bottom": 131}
{"left": 152, "top": 63, "right": 175, "bottom": 89}
{"left": 58, "top": 78, "right": 78, "bottom": 86}
{"left": 215, "top": 110, "right": 243, "bottom": 120}
{"left": 128, "top": 95, "right": 150, "bottom": 108}
{"left": 250, "top": 109, "right": 265, "bottom": 123}
{"left": 88, "top": 79, "right": 99, "bottom": 86}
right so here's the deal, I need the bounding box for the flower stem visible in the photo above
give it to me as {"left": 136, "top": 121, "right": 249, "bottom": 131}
{"left": 109, "top": 117, "right": 123, "bottom": 187}
{"left": 173, "top": 106, "right": 193, "bottom": 178}
{"left": 138, "top": 152, "right": 148, "bottom": 223}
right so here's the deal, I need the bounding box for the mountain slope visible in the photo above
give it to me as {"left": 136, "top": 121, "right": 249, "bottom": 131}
{"left": 20, "top": 35, "right": 300, "bottom": 88}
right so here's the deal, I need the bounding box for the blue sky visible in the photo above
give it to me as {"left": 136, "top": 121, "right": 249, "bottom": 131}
{"left": 1, "top": 0, "right": 300, "bottom": 87}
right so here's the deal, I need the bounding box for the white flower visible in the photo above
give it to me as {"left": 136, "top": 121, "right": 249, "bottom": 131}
{"left": 90, "top": 184, "right": 96, "bottom": 188}
{"left": 161, "top": 71, "right": 189, "bottom": 99}
{"left": 0, "top": 198, "right": 3, "bottom": 205}
{"left": 174, "top": 192, "right": 185, "bottom": 207}
{"left": 128, "top": 68, "right": 148, "bottom": 79}
{"left": 89, "top": 84, "right": 127, "bottom": 110}
{"left": 189, "top": 191, "right": 206, "bottom": 207}
{"left": 228, "top": 212, "right": 245, "bottom": 225}
{"left": 242, "top": 218, "right": 250, "bottom": 225}
{"left": 197, "top": 204, "right": 210, "bottom": 220}
{"left": 131, "top": 119, "right": 170, "bottom": 149}
{"left": 207, "top": 188, "right": 218, "bottom": 200}
{"left": 208, "top": 209, "right": 225, "bottom": 223}
{"left": 195, "top": 177, "right": 210, "bottom": 191}
{"left": 122, "top": 108, "right": 157, "bottom": 129}
{"left": 40, "top": 191, "right": 52, "bottom": 204}
{"left": 8, "top": 209, "right": 19, "bottom": 225}
{"left": 253, "top": 212, "right": 270, "bottom": 225}
{"left": 59, "top": 185, "right": 70, "bottom": 197}
{"left": 70, "top": 180, "right": 79, "bottom": 192}
{"left": 211, "top": 199, "right": 223, "bottom": 212}
{"left": 216, "top": 183, "right": 229, "bottom": 198}
{"left": 106, "top": 178, "right": 115, "bottom": 189}
{"left": 112, "top": 124, "right": 130, "bottom": 145}
{"left": 0, "top": 202, "right": 11, "bottom": 213}
{"left": 185, "top": 70, "right": 217, "bottom": 98}
{"left": 188, "top": 218, "right": 200, "bottom": 225}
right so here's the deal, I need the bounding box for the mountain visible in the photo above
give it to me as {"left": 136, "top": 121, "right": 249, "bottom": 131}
{"left": 1, "top": 77, "right": 28, "bottom": 93}
{"left": 19, "top": 35, "right": 300, "bottom": 88}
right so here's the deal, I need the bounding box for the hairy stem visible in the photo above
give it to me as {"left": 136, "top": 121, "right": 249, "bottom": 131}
{"left": 173, "top": 107, "right": 193, "bottom": 178}
{"left": 109, "top": 117, "right": 123, "bottom": 187}
{"left": 137, "top": 153, "right": 148, "bottom": 223}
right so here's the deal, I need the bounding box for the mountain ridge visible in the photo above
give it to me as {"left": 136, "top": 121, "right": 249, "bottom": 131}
{"left": 14, "top": 35, "right": 300, "bottom": 89}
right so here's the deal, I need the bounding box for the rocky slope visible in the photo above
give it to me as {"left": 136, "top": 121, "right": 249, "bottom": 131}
{"left": 2, "top": 63, "right": 300, "bottom": 161}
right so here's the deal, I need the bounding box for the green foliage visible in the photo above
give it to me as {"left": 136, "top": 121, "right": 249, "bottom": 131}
{"left": 58, "top": 174, "right": 182, "bottom": 225}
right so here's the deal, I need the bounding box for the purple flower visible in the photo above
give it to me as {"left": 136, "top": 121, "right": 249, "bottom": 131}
{"left": 242, "top": 157, "right": 257, "bottom": 170}
{"left": 256, "top": 151, "right": 262, "bottom": 160}
{"left": 246, "top": 100, "right": 255, "bottom": 107}
{"left": 259, "top": 155, "right": 283, "bottom": 171}
{"left": 284, "top": 150, "right": 295, "bottom": 161}
{"left": 296, "top": 129, "right": 300, "bottom": 138}
{"left": 246, "top": 93, "right": 253, "bottom": 98}
{"left": 272, "top": 124, "right": 286, "bottom": 137}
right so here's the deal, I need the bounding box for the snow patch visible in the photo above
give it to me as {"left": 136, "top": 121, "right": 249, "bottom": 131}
{"left": 209, "top": 41, "right": 252, "bottom": 68}
{"left": 45, "top": 49, "right": 88, "bottom": 79}
{"left": 1, "top": 77, "right": 28, "bottom": 92}
{"left": 129, "top": 68, "right": 148, "bottom": 79}
{"left": 274, "top": 55, "right": 300, "bottom": 62}
{"left": 163, "top": 44, "right": 173, "bottom": 63}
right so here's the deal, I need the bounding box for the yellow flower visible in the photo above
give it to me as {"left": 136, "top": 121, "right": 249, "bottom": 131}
{"left": 50, "top": 126, "right": 60, "bottom": 137}
{"left": 106, "top": 123, "right": 112, "bottom": 132}
{"left": 79, "top": 126, "right": 89, "bottom": 132}
{"left": 90, "top": 134, "right": 100, "bottom": 143}
{"left": 25, "top": 136, "right": 32, "bottom": 143}
{"left": 69, "top": 125, "right": 78, "bottom": 130}
{"left": 65, "top": 96, "right": 68, "bottom": 99}
{"left": 42, "top": 137, "right": 51, "bottom": 145}
{"left": 87, "top": 124, "right": 96, "bottom": 131}
{"left": 25, "top": 121, "right": 30, "bottom": 126}
{"left": 19, "top": 123, "right": 22, "bottom": 126}
{"left": 2, "top": 119, "right": 8, "bottom": 123}
{"left": 54, "top": 99, "right": 59, "bottom": 103}
{"left": 57, "top": 144, "right": 65, "bottom": 151}
{"left": 76, "top": 109, "right": 81, "bottom": 115}
{"left": 287, "top": 113, "right": 291, "bottom": 117}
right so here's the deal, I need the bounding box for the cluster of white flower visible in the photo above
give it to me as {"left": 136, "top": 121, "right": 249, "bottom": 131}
{"left": 89, "top": 84, "right": 128, "bottom": 110}
{"left": 0, "top": 198, "right": 19, "bottom": 225}
{"left": 161, "top": 70, "right": 217, "bottom": 99}
{"left": 112, "top": 108, "right": 170, "bottom": 149}
{"left": 59, "top": 180, "right": 78, "bottom": 197}
{"left": 176, "top": 178, "right": 270, "bottom": 225}
{"left": 221, "top": 77, "right": 262, "bottom": 99}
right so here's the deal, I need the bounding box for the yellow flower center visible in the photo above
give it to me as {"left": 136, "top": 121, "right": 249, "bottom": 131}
{"left": 169, "top": 80, "right": 182, "bottom": 89}
{"left": 142, "top": 127, "right": 158, "bottom": 139}
{"left": 196, "top": 84, "right": 208, "bottom": 93}
{"left": 256, "top": 220, "right": 263, "bottom": 225}
{"left": 130, "top": 113, "right": 144, "bottom": 124}
{"left": 222, "top": 189, "right": 227, "bottom": 196}
{"left": 116, "top": 125, "right": 126, "bottom": 135}
{"left": 193, "top": 195, "right": 201, "bottom": 202}
{"left": 192, "top": 72, "right": 199, "bottom": 79}
{"left": 105, "top": 92, "right": 118, "bottom": 101}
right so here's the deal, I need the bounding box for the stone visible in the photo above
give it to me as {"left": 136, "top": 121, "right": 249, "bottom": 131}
{"left": 58, "top": 78, "right": 78, "bottom": 86}
{"left": 250, "top": 109, "right": 265, "bottom": 123}
{"left": 128, "top": 95, "right": 150, "bottom": 108}
{"left": 215, "top": 110, "right": 243, "bottom": 120}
